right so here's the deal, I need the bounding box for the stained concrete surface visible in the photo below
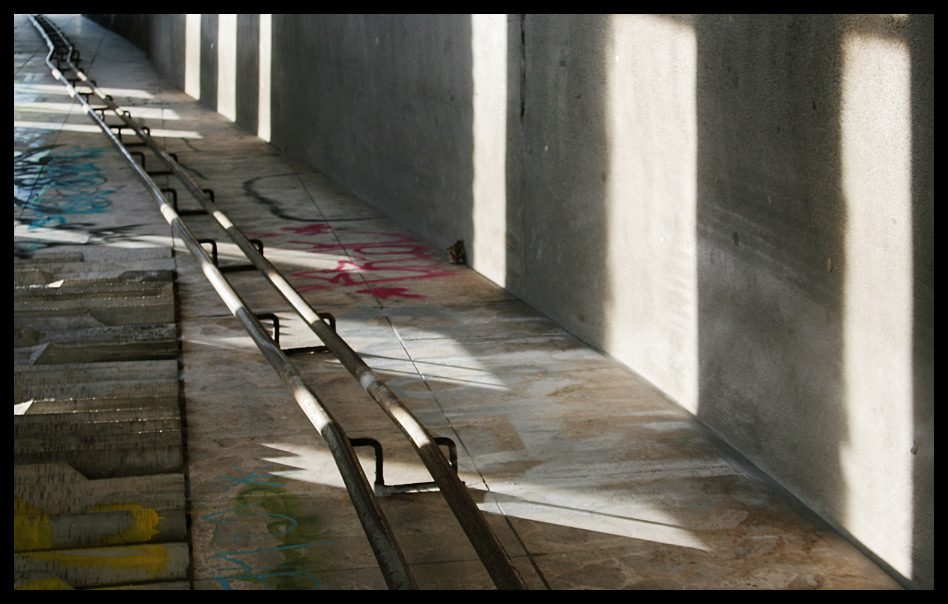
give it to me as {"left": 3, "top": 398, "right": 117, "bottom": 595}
{"left": 14, "top": 15, "right": 903, "bottom": 590}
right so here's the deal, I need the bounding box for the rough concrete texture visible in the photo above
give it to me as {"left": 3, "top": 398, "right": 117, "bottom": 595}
{"left": 14, "top": 15, "right": 188, "bottom": 588}
{"left": 37, "top": 14, "right": 932, "bottom": 589}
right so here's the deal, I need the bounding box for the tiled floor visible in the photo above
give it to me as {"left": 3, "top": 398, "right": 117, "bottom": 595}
{"left": 14, "top": 15, "right": 902, "bottom": 590}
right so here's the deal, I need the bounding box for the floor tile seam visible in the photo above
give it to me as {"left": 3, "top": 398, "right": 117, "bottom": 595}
{"left": 405, "top": 360, "right": 615, "bottom": 383}
{"left": 384, "top": 315, "right": 459, "bottom": 427}
{"left": 379, "top": 310, "right": 532, "bottom": 567}
{"left": 481, "top": 466, "right": 744, "bottom": 490}
{"left": 313, "top": 216, "right": 388, "bottom": 310}
{"left": 491, "top": 493, "right": 698, "bottom": 533}
{"left": 12, "top": 48, "right": 42, "bottom": 78}
{"left": 69, "top": 17, "right": 109, "bottom": 75}
{"left": 395, "top": 328, "right": 584, "bottom": 342}
{"left": 287, "top": 170, "right": 331, "bottom": 225}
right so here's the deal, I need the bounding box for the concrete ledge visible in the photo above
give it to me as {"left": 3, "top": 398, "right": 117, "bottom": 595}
{"left": 14, "top": 543, "right": 190, "bottom": 589}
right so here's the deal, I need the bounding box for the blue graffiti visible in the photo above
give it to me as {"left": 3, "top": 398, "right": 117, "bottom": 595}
{"left": 208, "top": 542, "right": 333, "bottom": 590}
{"left": 14, "top": 141, "right": 116, "bottom": 234}
{"left": 203, "top": 465, "right": 333, "bottom": 590}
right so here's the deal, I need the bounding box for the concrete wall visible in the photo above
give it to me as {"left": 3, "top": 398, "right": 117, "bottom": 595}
{"left": 87, "top": 14, "right": 934, "bottom": 589}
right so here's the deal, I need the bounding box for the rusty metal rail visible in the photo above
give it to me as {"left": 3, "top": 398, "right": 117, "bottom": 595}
{"left": 29, "top": 14, "right": 526, "bottom": 590}
{"left": 28, "top": 13, "right": 418, "bottom": 590}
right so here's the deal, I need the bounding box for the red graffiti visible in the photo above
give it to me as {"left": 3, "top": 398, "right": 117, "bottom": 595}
{"left": 355, "top": 287, "right": 425, "bottom": 300}
{"left": 252, "top": 223, "right": 453, "bottom": 299}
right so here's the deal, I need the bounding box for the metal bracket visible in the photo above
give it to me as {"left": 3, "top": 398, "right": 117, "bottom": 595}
{"left": 286, "top": 312, "right": 336, "bottom": 354}
{"left": 351, "top": 436, "right": 461, "bottom": 497}
{"left": 199, "top": 238, "right": 265, "bottom": 272}
{"left": 258, "top": 312, "right": 337, "bottom": 354}
{"left": 163, "top": 186, "right": 206, "bottom": 216}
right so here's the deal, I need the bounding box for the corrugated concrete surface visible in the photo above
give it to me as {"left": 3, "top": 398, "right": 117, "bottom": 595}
{"left": 14, "top": 14, "right": 188, "bottom": 589}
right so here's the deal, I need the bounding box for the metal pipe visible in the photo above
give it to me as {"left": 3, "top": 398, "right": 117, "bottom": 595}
{"left": 99, "top": 55, "right": 524, "bottom": 592}
{"left": 34, "top": 14, "right": 526, "bottom": 589}
{"left": 29, "top": 14, "right": 418, "bottom": 590}
{"left": 136, "top": 105, "right": 528, "bottom": 588}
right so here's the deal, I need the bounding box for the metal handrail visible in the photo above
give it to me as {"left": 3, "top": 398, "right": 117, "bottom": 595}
{"left": 31, "top": 13, "right": 526, "bottom": 590}
{"left": 28, "top": 14, "right": 418, "bottom": 590}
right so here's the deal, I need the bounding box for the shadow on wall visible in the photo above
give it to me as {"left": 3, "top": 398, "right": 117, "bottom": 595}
{"left": 81, "top": 12, "right": 935, "bottom": 589}
{"left": 909, "top": 14, "right": 934, "bottom": 591}
{"left": 511, "top": 15, "right": 612, "bottom": 347}
{"left": 269, "top": 14, "right": 476, "bottom": 264}
{"left": 235, "top": 14, "right": 261, "bottom": 133}
{"left": 694, "top": 11, "right": 849, "bottom": 558}
{"left": 198, "top": 14, "right": 218, "bottom": 111}
{"left": 505, "top": 13, "right": 931, "bottom": 588}
{"left": 694, "top": 14, "right": 932, "bottom": 588}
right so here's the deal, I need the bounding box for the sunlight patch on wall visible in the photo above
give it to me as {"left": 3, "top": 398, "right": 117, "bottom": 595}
{"left": 840, "top": 28, "right": 913, "bottom": 579}
{"left": 217, "top": 14, "right": 237, "bottom": 121}
{"left": 604, "top": 15, "right": 699, "bottom": 411}
{"left": 185, "top": 14, "right": 201, "bottom": 100}
{"left": 258, "top": 14, "right": 272, "bottom": 142}
{"left": 470, "top": 14, "right": 508, "bottom": 287}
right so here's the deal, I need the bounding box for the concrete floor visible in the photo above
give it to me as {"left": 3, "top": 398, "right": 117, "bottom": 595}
{"left": 14, "top": 15, "right": 903, "bottom": 590}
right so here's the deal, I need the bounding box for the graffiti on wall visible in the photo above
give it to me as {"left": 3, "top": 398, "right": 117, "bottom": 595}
{"left": 202, "top": 464, "right": 333, "bottom": 590}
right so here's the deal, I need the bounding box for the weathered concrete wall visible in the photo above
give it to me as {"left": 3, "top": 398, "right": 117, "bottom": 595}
{"left": 270, "top": 14, "right": 477, "bottom": 253}
{"left": 690, "top": 15, "right": 933, "bottom": 589}
{"left": 86, "top": 13, "right": 934, "bottom": 589}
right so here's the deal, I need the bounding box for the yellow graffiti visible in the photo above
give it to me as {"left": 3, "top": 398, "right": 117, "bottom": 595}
{"left": 14, "top": 498, "right": 163, "bottom": 551}
{"left": 14, "top": 498, "right": 52, "bottom": 552}
{"left": 13, "top": 513, "right": 54, "bottom": 552}
{"left": 89, "top": 503, "right": 163, "bottom": 545}
{"left": 14, "top": 576, "right": 75, "bottom": 590}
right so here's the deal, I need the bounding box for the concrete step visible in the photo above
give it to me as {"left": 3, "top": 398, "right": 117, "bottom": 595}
{"left": 14, "top": 270, "right": 175, "bottom": 295}
{"left": 14, "top": 355, "right": 183, "bottom": 479}
{"left": 13, "top": 252, "right": 176, "bottom": 328}
{"left": 14, "top": 295, "right": 176, "bottom": 327}
{"left": 14, "top": 407, "right": 180, "bottom": 431}
{"left": 14, "top": 543, "right": 190, "bottom": 589}
{"left": 16, "top": 395, "right": 180, "bottom": 415}
{"left": 15, "top": 324, "right": 178, "bottom": 364}
{"left": 13, "top": 575, "right": 191, "bottom": 591}
{"left": 15, "top": 464, "right": 187, "bottom": 552}
{"left": 14, "top": 266, "right": 176, "bottom": 287}
{"left": 14, "top": 416, "right": 183, "bottom": 479}
{"left": 14, "top": 360, "right": 179, "bottom": 403}
{"left": 13, "top": 248, "right": 173, "bottom": 270}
